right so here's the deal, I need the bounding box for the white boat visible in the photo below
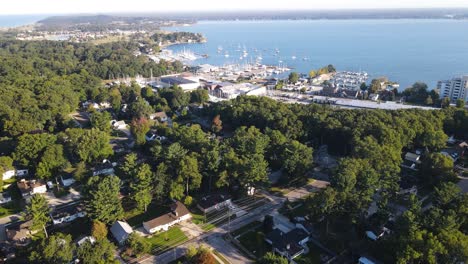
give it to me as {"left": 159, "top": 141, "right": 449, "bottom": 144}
{"left": 291, "top": 56, "right": 297, "bottom": 60}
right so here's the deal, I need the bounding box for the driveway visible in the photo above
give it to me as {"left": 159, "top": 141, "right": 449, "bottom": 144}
{"left": 284, "top": 180, "right": 330, "bottom": 202}
{"left": 45, "top": 188, "right": 81, "bottom": 207}
{"left": 179, "top": 221, "right": 204, "bottom": 239}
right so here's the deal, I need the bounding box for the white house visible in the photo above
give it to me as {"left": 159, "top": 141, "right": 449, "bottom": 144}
{"left": 2, "top": 170, "right": 15, "bottom": 180}
{"left": 110, "top": 120, "right": 127, "bottom": 130}
{"left": 110, "top": 221, "right": 133, "bottom": 245}
{"left": 150, "top": 112, "right": 168, "bottom": 122}
{"left": 197, "top": 194, "right": 232, "bottom": 213}
{"left": 77, "top": 236, "right": 96, "bottom": 247}
{"left": 17, "top": 179, "right": 47, "bottom": 198}
{"left": 143, "top": 201, "right": 191, "bottom": 234}
{"left": 60, "top": 174, "right": 76, "bottom": 187}
{"left": 50, "top": 204, "right": 86, "bottom": 225}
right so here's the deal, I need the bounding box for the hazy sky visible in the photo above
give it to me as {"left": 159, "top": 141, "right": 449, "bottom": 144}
{"left": 2, "top": 0, "right": 468, "bottom": 15}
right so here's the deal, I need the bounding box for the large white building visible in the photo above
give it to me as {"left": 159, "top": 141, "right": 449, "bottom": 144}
{"left": 438, "top": 75, "right": 468, "bottom": 103}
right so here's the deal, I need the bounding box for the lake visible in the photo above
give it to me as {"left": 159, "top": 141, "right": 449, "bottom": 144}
{"left": 165, "top": 19, "right": 468, "bottom": 89}
{"left": 0, "top": 15, "right": 48, "bottom": 28}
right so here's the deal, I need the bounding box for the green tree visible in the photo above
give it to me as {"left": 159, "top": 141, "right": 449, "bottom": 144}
{"left": 419, "top": 153, "right": 457, "bottom": 186}
{"left": 73, "top": 161, "right": 88, "bottom": 182}
{"left": 288, "top": 72, "right": 299, "bottom": 84}
{"left": 77, "top": 238, "right": 118, "bottom": 264}
{"left": 90, "top": 111, "right": 112, "bottom": 133}
{"left": 282, "top": 140, "right": 313, "bottom": 181}
{"left": 433, "top": 182, "right": 461, "bottom": 207}
{"left": 131, "top": 118, "right": 150, "bottom": 146}
{"left": 425, "top": 96, "right": 434, "bottom": 105}
{"left": 25, "top": 194, "right": 51, "bottom": 237}
{"left": 190, "top": 89, "right": 209, "bottom": 104}
{"left": 13, "top": 133, "right": 56, "bottom": 168}
{"left": 85, "top": 175, "right": 124, "bottom": 224}
{"left": 29, "top": 233, "right": 74, "bottom": 264}
{"left": 441, "top": 97, "right": 451, "bottom": 108}
{"left": 127, "top": 233, "right": 151, "bottom": 257}
{"left": 177, "top": 154, "right": 202, "bottom": 196}
{"left": 117, "top": 153, "right": 138, "bottom": 180}
{"left": 36, "top": 144, "right": 67, "bottom": 179}
{"left": 259, "top": 252, "right": 288, "bottom": 264}
{"left": 129, "top": 99, "right": 153, "bottom": 119}
{"left": 91, "top": 220, "right": 108, "bottom": 240}
{"left": 64, "top": 128, "right": 113, "bottom": 163}
{"left": 456, "top": 99, "right": 465, "bottom": 108}
{"left": 131, "top": 163, "right": 153, "bottom": 212}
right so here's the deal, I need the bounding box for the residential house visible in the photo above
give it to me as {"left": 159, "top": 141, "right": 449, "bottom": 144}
{"left": 77, "top": 236, "right": 96, "bottom": 246}
{"left": 50, "top": 204, "right": 86, "bottom": 225}
{"left": 110, "top": 221, "right": 133, "bottom": 245}
{"left": 110, "top": 120, "right": 127, "bottom": 130}
{"left": 60, "top": 174, "right": 76, "bottom": 187}
{"left": 0, "top": 192, "right": 12, "bottom": 204}
{"left": 2, "top": 170, "right": 15, "bottom": 181}
{"left": 197, "top": 194, "right": 232, "bottom": 214}
{"left": 143, "top": 201, "right": 191, "bottom": 234}
{"left": 402, "top": 152, "right": 421, "bottom": 171}
{"left": 264, "top": 228, "right": 309, "bottom": 260}
{"left": 17, "top": 179, "right": 47, "bottom": 198}
{"left": 457, "top": 141, "right": 468, "bottom": 157}
{"left": 150, "top": 112, "right": 168, "bottom": 122}
{"left": 92, "top": 160, "right": 115, "bottom": 176}
{"left": 6, "top": 221, "right": 36, "bottom": 246}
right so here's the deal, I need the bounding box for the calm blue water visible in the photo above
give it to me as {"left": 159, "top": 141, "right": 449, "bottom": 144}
{"left": 165, "top": 20, "right": 468, "bottom": 89}
{"left": 0, "top": 15, "right": 48, "bottom": 27}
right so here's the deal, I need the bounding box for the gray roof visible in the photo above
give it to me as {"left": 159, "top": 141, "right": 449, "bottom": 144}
{"left": 110, "top": 221, "right": 133, "bottom": 244}
{"left": 160, "top": 76, "right": 197, "bottom": 85}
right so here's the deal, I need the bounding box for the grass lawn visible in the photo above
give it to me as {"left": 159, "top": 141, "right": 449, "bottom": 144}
{"left": 295, "top": 242, "right": 325, "bottom": 264}
{"left": 146, "top": 227, "right": 188, "bottom": 254}
{"left": 126, "top": 203, "right": 170, "bottom": 227}
{"left": 231, "top": 221, "right": 262, "bottom": 238}
{"left": 237, "top": 227, "right": 270, "bottom": 259}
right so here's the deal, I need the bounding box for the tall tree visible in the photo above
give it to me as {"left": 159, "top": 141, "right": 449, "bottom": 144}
{"left": 85, "top": 175, "right": 124, "bottom": 224}
{"left": 77, "top": 238, "right": 118, "bottom": 264}
{"left": 90, "top": 111, "right": 112, "bottom": 133}
{"left": 36, "top": 144, "right": 68, "bottom": 179}
{"left": 131, "top": 163, "right": 153, "bottom": 212}
{"left": 25, "top": 194, "right": 51, "bottom": 237}
{"left": 64, "top": 128, "right": 113, "bottom": 163}
{"left": 91, "top": 220, "right": 108, "bottom": 240}
{"left": 131, "top": 118, "right": 150, "bottom": 146}
{"left": 177, "top": 154, "right": 202, "bottom": 196}
{"left": 29, "top": 233, "right": 75, "bottom": 264}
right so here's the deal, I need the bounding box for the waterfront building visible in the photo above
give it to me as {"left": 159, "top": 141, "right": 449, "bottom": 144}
{"left": 438, "top": 75, "right": 468, "bottom": 103}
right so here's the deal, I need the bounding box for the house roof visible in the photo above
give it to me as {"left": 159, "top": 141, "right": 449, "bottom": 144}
{"left": 161, "top": 76, "right": 197, "bottom": 85}
{"left": 17, "top": 179, "right": 45, "bottom": 194}
{"left": 144, "top": 201, "right": 190, "bottom": 229}
{"left": 265, "top": 228, "right": 308, "bottom": 257}
{"left": 405, "top": 152, "right": 420, "bottom": 163}
{"left": 198, "top": 193, "right": 232, "bottom": 210}
{"left": 151, "top": 112, "right": 168, "bottom": 119}
{"left": 110, "top": 221, "right": 133, "bottom": 243}
{"left": 50, "top": 203, "right": 85, "bottom": 219}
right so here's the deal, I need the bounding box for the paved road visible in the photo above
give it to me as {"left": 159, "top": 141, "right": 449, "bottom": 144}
{"left": 139, "top": 193, "right": 284, "bottom": 264}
